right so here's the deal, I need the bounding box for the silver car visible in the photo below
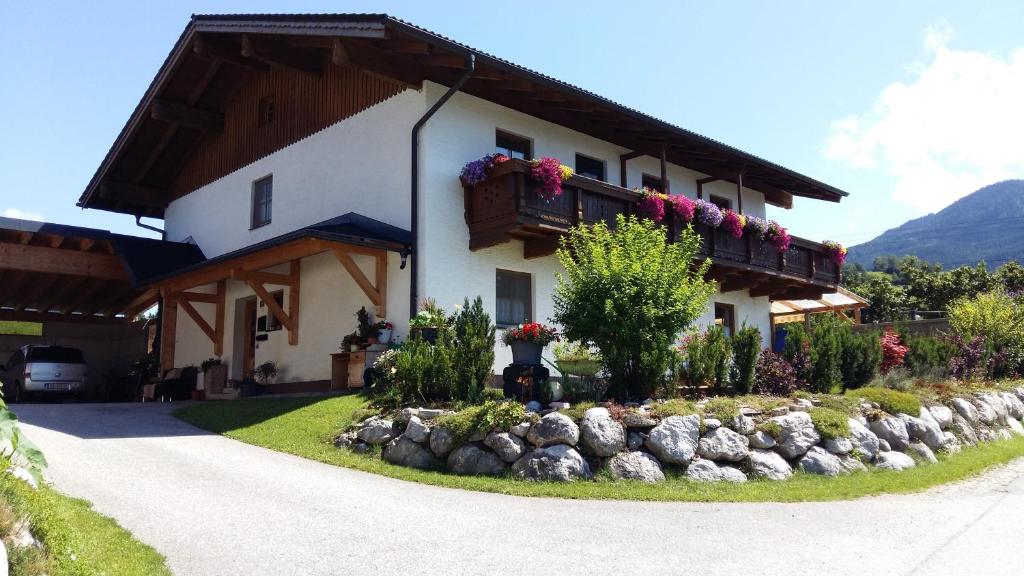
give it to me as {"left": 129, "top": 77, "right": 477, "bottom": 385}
{"left": 2, "top": 345, "right": 87, "bottom": 402}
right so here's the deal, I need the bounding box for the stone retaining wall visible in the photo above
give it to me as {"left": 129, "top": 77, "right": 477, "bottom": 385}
{"left": 337, "top": 388, "right": 1024, "bottom": 483}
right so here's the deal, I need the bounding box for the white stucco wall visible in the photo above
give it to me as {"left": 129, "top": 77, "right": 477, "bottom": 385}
{"left": 164, "top": 88, "right": 425, "bottom": 257}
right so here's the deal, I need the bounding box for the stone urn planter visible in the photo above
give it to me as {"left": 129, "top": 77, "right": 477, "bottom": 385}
{"left": 378, "top": 328, "right": 393, "bottom": 344}
{"left": 510, "top": 341, "right": 543, "bottom": 365}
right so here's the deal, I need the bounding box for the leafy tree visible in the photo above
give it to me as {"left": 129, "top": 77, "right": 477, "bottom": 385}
{"left": 851, "top": 276, "right": 907, "bottom": 322}
{"left": 553, "top": 214, "right": 714, "bottom": 400}
{"left": 948, "top": 288, "right": 1024, "bottom": 376}
{"left": 450, "top": 296, "right": 496, "bottom": 403}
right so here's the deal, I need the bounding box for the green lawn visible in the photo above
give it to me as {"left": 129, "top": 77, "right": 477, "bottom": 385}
{"left": 174, "top": 395, "right": 1024, "bottom": 503}
{"left": 0, "top": 473, "right": 171, "bottom": 576}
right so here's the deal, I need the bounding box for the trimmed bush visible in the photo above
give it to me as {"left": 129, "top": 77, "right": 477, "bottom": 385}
{"left": 450, "top": 296, "right": 496, "bottom": 403}
{"left": 839, "top": 330, "right": 882, "bottom": 391}
{"left": 847, "top": 387, "right": 921, "bottom": 416}
{"left": 649, "top": 399, "right": 699, "bottom": 418}
{"left": 435, "top": 401, "right": 526, "bottom": 443}
{"left": 679, "top": 327, "right": 732, "bottom": 394}
{"left": 902, "top": 333, "right": 955, "bottom": 379}
{"left": 730, "top": 325, "right": 761, "bottom": 395}
{"left": 809, "top": 407, "right": 851, "bottom": 440}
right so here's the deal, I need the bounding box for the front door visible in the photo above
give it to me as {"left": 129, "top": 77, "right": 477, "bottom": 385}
{"left": 242, "top": 298, "right": 257, "bottom": 377}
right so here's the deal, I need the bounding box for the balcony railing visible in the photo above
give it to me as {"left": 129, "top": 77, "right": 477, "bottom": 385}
{"left": 463, "top": 158, "right": 840, "bottom": 294}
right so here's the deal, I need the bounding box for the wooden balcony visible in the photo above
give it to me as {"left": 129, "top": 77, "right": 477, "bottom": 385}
{"left": 463, "top": 159, "right": 840, "bottom": 299}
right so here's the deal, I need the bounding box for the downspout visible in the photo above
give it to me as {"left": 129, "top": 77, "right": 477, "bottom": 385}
{"left": 135, "top": 215, "right": 164, "bottom": 236}
{"left": 409, "top": 53, "right": 476, "bottom": 316}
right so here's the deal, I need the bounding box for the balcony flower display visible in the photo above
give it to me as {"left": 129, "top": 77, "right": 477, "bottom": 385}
{"left": 668, "top": 194, "right": 695, "bottom": 222}
{"left": 459, "top": 153, "right": 509, "bottom": 186}
{"left": 722, "top": 209, "right": 746, "bottom": 238}
{"left": 744, "top": 215, "right": 769, "bottom": 239}
{"left": 637, "top": 189, "right": 666, "bottom": 223}
{"left": 530, "top": 157, "right": 574, "bottom": 201}
{"left": 822, "top": 240, "right": 847, "bottom": 266}
{"left": 502, "top": 322, "right": 559, "bottom": 365}
{"left": 767, "top": 220, "right": 791, "bottom": 252}
{"left": 694, "top": 199, "right": 723, "bottom": 227}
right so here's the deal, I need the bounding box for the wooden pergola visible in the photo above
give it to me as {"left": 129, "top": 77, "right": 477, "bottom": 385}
{"left": 771, "top": 287, "right": 868, "bottom": 326}
{"left": 0, "top": 218, "right": 201, "bottom": 324}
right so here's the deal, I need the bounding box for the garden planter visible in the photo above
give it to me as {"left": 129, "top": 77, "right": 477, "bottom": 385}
{"left": 378, "top": 328, "right": 393, "bottom": 344}
{"left": 411, "top": 327, "right": 438, "bottom": 344}
{"left": 510, "top": 341, "right": 543, "bottom": 365}
{"left": 556, "top": 359, "right": 603, "bottom": 377}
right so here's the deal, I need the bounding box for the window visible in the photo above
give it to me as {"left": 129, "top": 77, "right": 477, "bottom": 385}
{"left": 264, "top": 290, "right": 285, "bottom": 331}
{"left": 496, "top": 269, "right": 532, "bottom": 327}
{"left": 495, "top": 130, "right": 532, "bottom": 160}
{"left": 251, "top": 176, "right": 273, "bottom": 229}
{"left": 257, "top": 95, "right": 275, "bottom": 127}
{"left": 710, "top": 195, "right": 732, "bottom": 210}
{"left": 642, "top": 174, "right": 665, "bottom": 193}
{"left": 714, "top": 303, "right": 736, "bottom": 338}
{"left": 574, "top": 154, "right": 605, "bottom": 181}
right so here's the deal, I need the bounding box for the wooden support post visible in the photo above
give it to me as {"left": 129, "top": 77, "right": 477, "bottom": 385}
{"left": 178, "top": 299, "right": 217, "bottom": 343}
{"left": 660, "top": 147, "right": 669, "bottom": 193}
{"left": 214, "top": 281, "right": 226, "bottom": 355}
{"left": 287, "top": 261, "right": 300, "bottom": 346}
{"left": 374, "top": 254, "right": 387, "bottom": 319}
{"left": 331, "top": 248, "right": 383, "bottom": 308}
{"left": 736, "top": 172, "right": 744, "bottom": 214}
{"left": 159, "top": 293, "right": 177, "bottom": 372}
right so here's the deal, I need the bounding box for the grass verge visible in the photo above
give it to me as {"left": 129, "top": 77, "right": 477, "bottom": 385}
{"left": 175, "top": 395, "right": 1024, "bottom": 503}
{"left": 0, "top": 473, "right": 171, "bottom": 576}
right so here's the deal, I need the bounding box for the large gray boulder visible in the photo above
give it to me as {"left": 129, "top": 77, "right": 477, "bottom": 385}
{"left": 797, "top": 446, "right": 844, "bottom": 476}
{"left": 951, "top": 397, "right": 980, "bottom": 426}
{"left": 940, "top": 431, "right": 962, "bottom": 454}
{"left": 447, "top": 444, "right": 506, "bottom": 476}
{"left": 870, "top": 416, "right": 910, "bottom": 451}
{"left": 511, "top": 445, "right": 592, "bottom": 481}
{"left": 977, "top": 393, "right": 1008, "bottom": 424}
{"left": 510, "top": 421, "right": 531, "bottom": 438}
{"left": 383, "top": 437, "right": 440, "bottom": 470}
{"left": 928, "top": 405, "right": 954, "bottom": 430}
{"left": 950, "top": 412, "right": 979, "bottom": 445}
{"left": 838, "top": 454, "right": 868, "bottom": 474}
{"left": 972, "top": 396, "right": 1000, "bottom": 425}
{"left": 847, "top": 418, "right": 880, "bottom": 461}
{"left": 645, "top": 415, "right": 701, "bottom": 465}
{"left": 907, "top": 442, "right": 938, "bottom": 464}
{"left": 356, "top": 416, "right": 395, "bottom": 445}
{"left": 747, "top": 448, "right": 792, "bottom": 481}
{"left": 404, "top": 416, "right": 430, "bottom": 444}
{"left": 747, "top": 430, "right": 776, "bottom": 449}
{"left": 823, "top": 436, "right": 854, "bottom": 455}
{"left": 686, "top": 459, "right": 747, "bottom": 483}
{"left": 875, "top": 450, "right": 916, "bottom": 471}
{"left": 1006, "top": 417, "right": 1024, "bottom": 437}
{"left": 770, "top": 411, "right": 821, "bottom": 458}
{"left": 621, "top": 411, "right": 657, "bottom": 428}
{"left": 527, "top": 412, "right": 580, "bottom": 447}
{"left": 697, "top": 426, "right": 750, "bottom": 462}
{"left": 429, "top": 425, "right": 458, "bottom": 457}
{"left": 907, "top": 409, "right": 945, "bottom": 450}
{"left": 732, "top": 414, "right": 756, "bottom": 435}
{"left": 606, "top": 451, "right": 665, "bottom": 483}
{"left": 579, "top": 407, "right": 626, "bottom": 457}
{"left": 627, "top": 431, "right": 645, "bottom": 451}
{"left": 484, "top": 432, "right": 527, "bottom": 463}
{"left": 999, "top": 392, "right": 1024, "bottom": 420}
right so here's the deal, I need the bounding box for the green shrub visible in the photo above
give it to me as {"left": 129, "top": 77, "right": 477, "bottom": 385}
{"left": 757, "top": 420, "right": 782, "bottom": 438}
{"left": 809, "top": 407, "right": 851, "bottom": 440}
{"left": 948, "top": 288, "right": 1024, "bottom": 378}
{"left": 450, "top": 296, "right": 496, "bottom": 403}
{"left": 847, "top": 387, "right": 921, "bottom": 416}
{"left": 680, "top": 327, "right": 732, "bottom": 394}
{"left": 730, "top": 325, "right": 761, "bottom": 395}
{"left": 867, "top": 366, "right": 914, "bottom": 392}
{"left": 561, "top": 401, "right": 596, "bottom": 422}
{"left": 481, "top": 388, "right": 505, "bottom": 402}
{"left": 389, "top": 335, "right": 456, "bottom": 404}
{"left": 553, "top": 214, "right": 715, "bottom": 401}
{"left": 782, "top": 322, "right": 813, "bottom": 384}
{"left": 902, "top": 333, "right": 955, "bottom": 379}
{"left": 703, "top": 397, "right": 739, "bottom": 423}
{"left": 814, "top": 394, "right": 862, "bottom": 417}
{"left": 435, "top": 401, "right": 526, "bottom": 443}
{"left": 807, "top": 314, "right": 845, "bottom": 393}
{"left": 649, "top": 399, "right": 698, "bottom": 418}
{"left": 839, "top": 330, "right": 882, "bottom": 390}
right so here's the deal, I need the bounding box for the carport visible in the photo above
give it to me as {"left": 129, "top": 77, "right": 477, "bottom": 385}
{"left": 0, "top": 216, "right": 204, "bottom": 397}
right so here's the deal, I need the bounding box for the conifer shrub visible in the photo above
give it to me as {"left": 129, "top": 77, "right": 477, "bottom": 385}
{"left": 729, "top": 325, "right": 761, "bottom": 395}
{"left": 839, "top": 329, "right": 882, "bottom": 391}
{"left": 450, "top": 296, "right": 496, "bottom": 403}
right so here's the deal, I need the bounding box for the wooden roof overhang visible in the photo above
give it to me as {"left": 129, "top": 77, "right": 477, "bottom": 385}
{"left": 78, "top": 13, "right": 849, "bottom": 218}
{"left": 0, "top": 226, "right": 152, "bottom": 324}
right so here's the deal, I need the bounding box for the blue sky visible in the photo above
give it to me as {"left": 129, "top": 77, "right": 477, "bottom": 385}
{"left": 2, "top": 1, "right": 1022, "bottom": 245}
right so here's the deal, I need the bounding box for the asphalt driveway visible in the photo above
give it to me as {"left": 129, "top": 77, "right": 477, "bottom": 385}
{"left": 15, "top": 402, "right": 1024, "bottom": 576}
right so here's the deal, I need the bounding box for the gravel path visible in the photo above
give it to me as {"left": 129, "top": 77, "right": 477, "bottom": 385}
{"left": 15, "top": 402, "right": 1024, "bottom": 576}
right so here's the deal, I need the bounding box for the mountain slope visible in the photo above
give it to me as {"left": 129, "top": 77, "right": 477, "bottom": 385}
{"left": 847, "top": 180, "right": 1024, "bottom": 269}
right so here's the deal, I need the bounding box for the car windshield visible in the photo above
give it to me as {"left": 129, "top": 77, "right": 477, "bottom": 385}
{"left": 26, "top": 347, "right": 85, "bottom": 364}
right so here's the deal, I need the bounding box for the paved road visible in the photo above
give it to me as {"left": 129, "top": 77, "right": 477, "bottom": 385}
{"left": 14, "top": 403, "right": 1024, "bottom": 576}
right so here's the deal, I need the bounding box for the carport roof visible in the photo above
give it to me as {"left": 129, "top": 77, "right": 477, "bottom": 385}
{"left": 0, "top": 217, "right": 204, "bottom": 323}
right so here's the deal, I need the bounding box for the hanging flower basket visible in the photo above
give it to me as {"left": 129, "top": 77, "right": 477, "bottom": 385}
{"left": 636, "top": 188, "right": 666, "bottom": 223}
{"left": 530, "top": 157, "right": 574, "bottom": 201}
{"left": 694, "top": 199, "right": 724, "bottom": 227}
{"left": 668, "top": 194, "right": 695, "bottom": 222}
{"left": 744, "top": 215, "right": 770, "bottom": 239}
{"left": 822, "top": 240, "right": 847, "bottom": 266}
{"left": 767, "top": 220, "right": 791, "bottom": 252}
{"left": 721, "top": 209, "right": 746, "bottom": 239}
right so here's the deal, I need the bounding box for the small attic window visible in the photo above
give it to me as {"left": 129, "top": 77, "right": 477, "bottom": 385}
{"left": 257, "top": 96, "right": 275, "bottom": 127}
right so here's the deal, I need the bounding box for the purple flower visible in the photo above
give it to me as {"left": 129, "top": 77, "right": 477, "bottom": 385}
{"left": 744, "top": 216, "right": 769, "bottom": 238}
{"left": 695, "top": 199, "right": 723, "bottom": 227}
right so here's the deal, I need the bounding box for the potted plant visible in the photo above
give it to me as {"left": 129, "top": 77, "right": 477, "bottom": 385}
{"left": 355, "top": 306, "right": 379, "bottom": 344}
{"left": 252, "top": 360, "right": 278, "bottom": 395}
{"left": 341, "top": 332, "right": 360, "bottom": 352}
{"left": 374, "top": 320, "right": 394, "bottom": 344}
{"left": 553, "top": 341, "right": 602, "bottom": 378}
{"left": 409, "top": 298, "right": 445, "bottom": 344}
{"left": 502, "top": 322, "right": 559, "bottom": 365}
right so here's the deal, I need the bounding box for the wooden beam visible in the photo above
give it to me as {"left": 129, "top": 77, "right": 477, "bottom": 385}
{"left": 247, "top": 279, "right": 296, "bottom": 333}
{"left": 229, "top": 270, "right": 297, "bottom": 287}
{"left": 59, "top": 278, "right": 110, "bottom": 315}
{"left": 0, "top": 309, "right": 126, "bottom": 325}
{"left": 121, "top": 289, "right": 160, "bottom": 320}
{"left": 331, "top": 248, "right": 382, "bottom": 306}
{"left": 179, "top": 299, "right": 217, "bottom": 343}
{"left": 0, "top": 242, "right": 128, "bottom": 280}
{"left": 287, "top": 261, "right": 300, "bottom": 346}
{"left": 524, "top": 236, "right": 560, "bottom": 259}
{"left": 170, "top": 290, "right": 220, "bottom": 304}
{"left": 151, "top": 99, "right": 224, "bottom": 133}
{"left": 192, "top": 34, "right": 269, "bottom": 72}
{"left": 372, "top": 254, "right": 386, "bottom": 319}
{"left": 159, "top": 293, "right": 177, "bottom": 371}
{"left": 241, "top": 34, "right": 322, "bottom": 77}
{"left": 214, "top": 280, "right": 226, "bottom": 355}
{"left": 99, "top": 181, "right": 168, "bottom": 208}
{"left": 13, "top": 275, "right": 62, "bottom": 312}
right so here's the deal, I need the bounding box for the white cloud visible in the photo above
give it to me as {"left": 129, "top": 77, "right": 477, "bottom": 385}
{"left": 825, "top": 23, "right": 1024, "bottom": 212}
{"left": 2, "top": 208, "right": 44, "bottom": 221}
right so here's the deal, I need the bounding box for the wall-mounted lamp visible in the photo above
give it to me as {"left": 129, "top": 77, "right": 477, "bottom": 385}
{"left": 399, "top": 249, "right": 411, "bottom": 270}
